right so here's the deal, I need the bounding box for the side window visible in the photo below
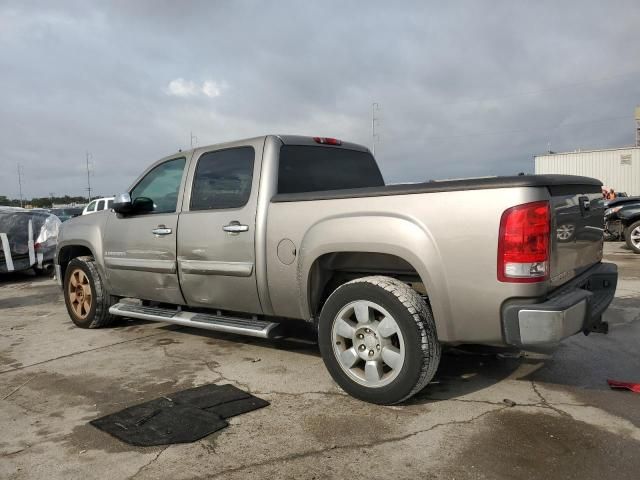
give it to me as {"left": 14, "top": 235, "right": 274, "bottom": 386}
{"left": 130, "top": 157, "right": 186, "bottom": 214}
{"left": 97, "top": 200, "right": 105, "bottom": 211}
{"left": 107, "top": 199, "right": 114, "bottom": 209}
{"left": 86, "top": 201, "right": 97, "bottom": 212}
{"left": 190, "top": 147, "right": 254, "bottom": 211}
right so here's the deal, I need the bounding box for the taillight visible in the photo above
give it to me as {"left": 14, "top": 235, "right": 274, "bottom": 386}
{"left": 313, "top": 137, "right": 342, "bottom": 145}
{"left": 497, "top": 201, "right": 550, "bottom": 283}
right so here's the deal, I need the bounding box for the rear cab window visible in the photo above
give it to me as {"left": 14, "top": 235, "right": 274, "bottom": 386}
{"left": 277, "top": 145, "right": 384, "bottom": 194}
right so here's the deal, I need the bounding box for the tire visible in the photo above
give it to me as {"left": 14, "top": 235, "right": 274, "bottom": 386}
{"left": 63, "top": 256, "right": 118, "bottom": 328}
{"left": 624, "top": 220, "right": 640, "bottom": 254}
{"left": 318, "top": 275, "right": 441, "bottom": 405}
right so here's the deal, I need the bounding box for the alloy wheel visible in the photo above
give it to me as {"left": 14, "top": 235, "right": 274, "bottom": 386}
{"left": 331, "top": 300, "right": 405, "bottom": 388}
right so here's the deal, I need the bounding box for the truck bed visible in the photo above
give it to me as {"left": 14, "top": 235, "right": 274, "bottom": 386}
{"left": 272, "top": 175, "right": 602, "bottom": 202}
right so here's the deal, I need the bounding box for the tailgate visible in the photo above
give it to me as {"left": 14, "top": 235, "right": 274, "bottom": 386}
{"left": 549, "top": 184, "right": 604, "bottom": 287}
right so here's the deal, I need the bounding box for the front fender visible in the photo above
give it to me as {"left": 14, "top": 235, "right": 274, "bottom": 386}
{"left": 297, "top": 212, "right": 454, "bottom": 341}
{"left": 55, "top": 213, "right": 108, "bottom": 285}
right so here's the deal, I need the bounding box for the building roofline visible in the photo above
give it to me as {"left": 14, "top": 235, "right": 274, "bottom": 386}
{"left": 535, "top": 145, "right": 639, "bottom": 158}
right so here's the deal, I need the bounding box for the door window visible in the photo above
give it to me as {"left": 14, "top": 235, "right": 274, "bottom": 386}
{"left": 130, "top": 157, "right": 186, "bottom": 213}
{"left": 190, "top": 147, "right": 255, "bottom": 211}
{"left": 97, "top": 200, "right": 105, "bottom": 211}
{"left": 86, "top": 201, "right": 97, "bottom": 212}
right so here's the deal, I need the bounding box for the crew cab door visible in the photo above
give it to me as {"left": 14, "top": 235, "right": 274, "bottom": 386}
{"left": 177, "top": 140, "right": 263, "bottom": 314}
{"left": 103, "top": 155, "right": 188, "bottom": 304}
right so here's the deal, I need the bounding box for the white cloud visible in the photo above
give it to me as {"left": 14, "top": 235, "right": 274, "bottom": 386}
{"left": 165, "top": 78, "right": 226, "bottom": 98}
{"left": 202, "top": 80, "right": 223, "bottom": 98}
{"left": 166, "top": 78, "right": 199, "bottom": 97}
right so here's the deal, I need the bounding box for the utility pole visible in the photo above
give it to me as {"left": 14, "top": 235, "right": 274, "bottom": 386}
{"left": 371, "top": 102, "right": 380, "bottom": 156}
{"left": 190, "top": 131, "right": 198, "bottom": 149}
{"left": 17, "top": 163, "right": 24, "bottom": 208}
{"left": 49, "top": 192, "right": 55, "bottom": 207}
{"left": 86, "top": 151, "right": 92, "bottom": 202}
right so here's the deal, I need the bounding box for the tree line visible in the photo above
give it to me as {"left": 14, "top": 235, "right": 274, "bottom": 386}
{"left": 0, "top": 195, "right": 89, "bottom": 208}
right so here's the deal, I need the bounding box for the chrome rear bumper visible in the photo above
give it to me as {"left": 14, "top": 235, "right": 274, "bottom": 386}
{"left": 501, "top": 262, "right": 617, "bottom": 346}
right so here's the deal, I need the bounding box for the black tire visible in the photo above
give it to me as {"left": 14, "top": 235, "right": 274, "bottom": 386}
{"left": 624, "top": 220, "right": 640, "bottom": 254}
{"left": 63, "top": 256, "right": 118, "bottom": 328}
{"left": 318, "top": 275, "right": 441, "bottom": 405}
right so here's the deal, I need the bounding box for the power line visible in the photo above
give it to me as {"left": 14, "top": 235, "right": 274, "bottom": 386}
{"left": 371, "top": 102, "right": 380, "bottom": 155}
{"left": 86, "top": 152, "right": 92, "bottom": 201}
{"left": 17, "top": 164, "right": 24, "bottom": 208}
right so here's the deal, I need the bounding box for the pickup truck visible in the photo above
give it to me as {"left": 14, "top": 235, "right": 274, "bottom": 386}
{"left": 55, "top": 135, "right": 618, "bottom": 404}
{"left": 604, "top": 196, "right": 640, "bottom": 252}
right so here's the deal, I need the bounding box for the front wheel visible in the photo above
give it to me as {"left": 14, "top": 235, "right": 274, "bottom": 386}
{"left": 63, "top": 256, "right": 118, "bottom": 328}
{"left": 318, "top": 276, "right": 441, "bottom": 404}
{"left": 625, "top": 220, "right": 640, "bottom": 254}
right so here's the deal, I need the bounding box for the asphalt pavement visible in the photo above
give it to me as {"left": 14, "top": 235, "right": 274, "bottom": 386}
{"left": 1, "top": 242, "right": 638, "bottom": 479}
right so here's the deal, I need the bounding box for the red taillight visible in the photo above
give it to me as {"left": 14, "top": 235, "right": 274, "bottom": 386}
{"left": 497, "top": 201, "right": 550, "bottom": 283}
{"left": 313, "top": 137, "right": 342, "bottom": 145}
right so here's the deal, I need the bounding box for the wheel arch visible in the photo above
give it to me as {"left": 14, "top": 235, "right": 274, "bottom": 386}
{"left": 298, "top": 213, "right": 454, "bottom": 341}
{"left": 56, "top": 241, "right": 97, "bottom": 282}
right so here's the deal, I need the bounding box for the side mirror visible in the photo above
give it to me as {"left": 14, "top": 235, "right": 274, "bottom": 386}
{"left": 132, "top": 197, "right": 154, "bottom": 213}
{"left": 113, "top": 193, "right": 133, "bottom": 214}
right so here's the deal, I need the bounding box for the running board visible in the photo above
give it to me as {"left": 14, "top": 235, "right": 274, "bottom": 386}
{"left": 109, "top": 303, "right": 281, "bottom": 339}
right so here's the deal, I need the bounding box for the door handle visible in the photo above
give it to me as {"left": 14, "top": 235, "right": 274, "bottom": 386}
{"left": 223, "top": 222, "right": 249, "bottom": 234}
{"left": 152, "top": 225, "right": 173, "bottom": 236}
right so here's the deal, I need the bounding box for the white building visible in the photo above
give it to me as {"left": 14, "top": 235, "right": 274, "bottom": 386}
{"left": 534, "top": 146, "right": 640, "bottom": 196}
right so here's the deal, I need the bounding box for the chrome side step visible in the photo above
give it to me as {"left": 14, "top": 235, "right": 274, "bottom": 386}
{"left": 109, "top": 303, "right": 281, "bottom": 339}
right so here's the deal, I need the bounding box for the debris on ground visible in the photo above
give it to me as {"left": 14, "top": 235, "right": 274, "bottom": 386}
{"left": 607, "top": 379, "right": 640, "bottom": 393}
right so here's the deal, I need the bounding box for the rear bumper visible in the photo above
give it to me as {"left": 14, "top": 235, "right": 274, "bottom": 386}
{"left": 501, "top": 262, "right": 617, "bottom": 346}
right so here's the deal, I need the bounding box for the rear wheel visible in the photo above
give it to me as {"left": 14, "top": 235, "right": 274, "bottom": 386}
{"left": 318, "top": 276, "right": 441, "bottom": 404}
{"left": 63, "top": 256, "right": 118, "bottom": 328}
{"left": 625, "top": 220, "right": 640, "bottom": 254}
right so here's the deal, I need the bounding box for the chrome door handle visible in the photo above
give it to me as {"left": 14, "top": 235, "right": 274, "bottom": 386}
{"left": 223, "top": 222, "right": 249, "bottom": 234}
{"left": 152, "top": 225, "right": 173, "bottom": 236}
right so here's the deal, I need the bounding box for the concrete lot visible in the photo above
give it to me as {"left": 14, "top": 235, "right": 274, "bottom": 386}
{"left": 1, "top": 243, "right": 639, "bottom": 479}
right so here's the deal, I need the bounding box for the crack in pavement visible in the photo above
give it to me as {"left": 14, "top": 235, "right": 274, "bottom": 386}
{"left": 0, "top": 327, "right": 184, "bottom": 376}
{"left": 206, "top": 405, "right": 509, "bottom": 479}
{"left": 422, "top": 396, "right": 589, "bottom": 408}
{"left": 128, "top": 447, "right": 168, "bottom": 480}
{"left": 531, "top": 380, "right": 573, "bottom": 418}
{"left": 1, "top": 375, "right": 36, "bottom": 400}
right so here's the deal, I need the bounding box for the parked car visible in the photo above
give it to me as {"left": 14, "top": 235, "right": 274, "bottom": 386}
{"left": 51, "top": 207, "right": 84, "bottom": 222}
{"left": 1, "top": 207, "right": 61, "bottom": 274}
{"left": 82, "top": 197, "right": 114, "bottom": 215}
{"left": 604, "top": 196, "right": 640, "bottom": 253}
{"left": 55, "top": 135, "right": 617, "bottom": 404}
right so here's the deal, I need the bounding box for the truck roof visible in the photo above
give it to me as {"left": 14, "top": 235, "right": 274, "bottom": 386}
{"left": 177, "top": 135, "right": 370, "bottom": 156}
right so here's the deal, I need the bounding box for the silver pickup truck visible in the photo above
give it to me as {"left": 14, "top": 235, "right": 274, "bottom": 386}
{"left": 55, "top": 135, "right": 617, "bottom": 404}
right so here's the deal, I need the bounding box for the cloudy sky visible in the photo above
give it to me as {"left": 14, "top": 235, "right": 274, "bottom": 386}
{"left": 1, "top": 0, "right": 639, "bottom": 198}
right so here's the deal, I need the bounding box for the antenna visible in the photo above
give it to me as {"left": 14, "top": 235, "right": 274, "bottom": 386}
{"left": 371, "top": 102, "right": 380, "bottom": 156}
{"left": 86, "top": 151, "right": 92, "bottom": 201}
{"left": 190, "top": 131, "right": 198, "bottom": 149}
{"left": 17, "top": 163, "right": 24, "bottom": 208}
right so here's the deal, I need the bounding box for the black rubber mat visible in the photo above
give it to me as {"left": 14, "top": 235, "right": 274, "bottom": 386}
{"left": 90, "top": 384, "right": 268, "bottom": 446}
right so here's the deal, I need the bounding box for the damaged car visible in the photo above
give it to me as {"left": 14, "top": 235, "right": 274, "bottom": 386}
{"left": 0, "top": 207, "right": 61, "bottom": 274}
